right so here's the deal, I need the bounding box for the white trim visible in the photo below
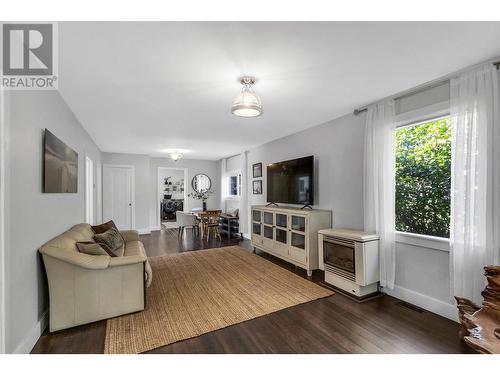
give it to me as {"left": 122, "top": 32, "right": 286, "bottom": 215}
{"left": 102, "top": 164, "right": 135, "bottom": 230}
{"left": 84, "top": 154, "right": 94, "bottom": 225}
{"left": 150, "top": 225, "right": 161, "bottom": 232}
{"left": 137, "top": 228, "right": 151, "bottom": 235}
{"left": 385, "top": 285, "right": 457, "bottom": 322}
{"left": 157, "top": 167, "right": 188, "bottom": 229}
{"left": 395, "top": 100, "right": 450, "bottom": 128}
{"left": 13, "top": 310, "right": 48, "bottom": 354}
{"left": 0, "top": 86, "right": 7, "bottom": 353}
{"left": 395, "top": 231, "right": 450, "bottom": 252}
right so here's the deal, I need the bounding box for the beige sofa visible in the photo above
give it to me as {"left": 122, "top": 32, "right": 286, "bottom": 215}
{"left": 39, "top": 223, "right": 153, "bottom": 332}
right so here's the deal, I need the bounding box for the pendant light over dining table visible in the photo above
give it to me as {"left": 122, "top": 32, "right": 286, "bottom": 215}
{"left": 231, "top": 76, "right": 262, "bottom": 117}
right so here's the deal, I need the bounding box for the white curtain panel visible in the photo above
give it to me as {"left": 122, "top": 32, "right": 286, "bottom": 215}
{"left": 450, "top": 63, "right": 500, "bottom": 305}
{"left": 239, "top": 151, "right": 248, "bottom": 234}
{"left": 363, "top": 100, "right": 397, "bottom": 289}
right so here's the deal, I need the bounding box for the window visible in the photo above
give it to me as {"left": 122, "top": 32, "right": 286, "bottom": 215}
{"left": 228, "top": 173, "right": 241, "bottom": 197}
{"left": 395, "top": 117, "right": 451, "bottom": 238}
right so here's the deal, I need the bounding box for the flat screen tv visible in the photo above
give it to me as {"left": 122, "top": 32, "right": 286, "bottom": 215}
{"left": 267, "top": 155, "right": 314, "bottom": 205}
{"left": 43, "top": 129, "right": 78, "bottom": 193}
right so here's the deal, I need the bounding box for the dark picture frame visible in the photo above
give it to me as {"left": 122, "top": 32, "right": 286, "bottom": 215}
{"left": 253, "top": 180, "right": 262, "bottom": 195}
{"left": 252, "top": 162, "right": 262, "bottom": 178}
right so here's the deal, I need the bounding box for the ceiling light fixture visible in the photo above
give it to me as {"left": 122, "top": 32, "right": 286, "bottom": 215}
{"left": 231, "top": 76, "right": 262, "bottom": 117}
{"left": 169, "top": 151, "right": 183, "bottom": 162}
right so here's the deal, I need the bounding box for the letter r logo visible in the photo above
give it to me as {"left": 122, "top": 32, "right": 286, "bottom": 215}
{"left": 2, "top": 24, "right": 53, "bottom": 75}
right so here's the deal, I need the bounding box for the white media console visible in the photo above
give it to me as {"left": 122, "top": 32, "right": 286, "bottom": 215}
{"left": 251, "top": 205, "right": 332, "bottom": 277}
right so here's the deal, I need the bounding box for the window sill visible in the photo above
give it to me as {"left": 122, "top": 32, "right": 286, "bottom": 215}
{"left": 395, "top": 231, "right": 450, "bottom": 252}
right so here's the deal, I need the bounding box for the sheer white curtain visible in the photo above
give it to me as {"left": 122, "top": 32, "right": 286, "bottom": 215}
{"left": 450, "top": 64, "right": 500, "bottom": 305}
{"left": 364, "top": 100, "right": 396, "bottom": 289}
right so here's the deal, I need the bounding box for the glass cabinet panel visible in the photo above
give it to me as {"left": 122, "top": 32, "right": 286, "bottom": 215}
{"left": 252, "top": 210, "right": 261, "bottom": 222}
{"left": 252, "top": 223, "right": 261, "bottom": 235}
{"left": 291, "top": 232, "right": 305, "bottom": 249}
{"left": 291, "top": 216, "right": 306, "bottom": 232}
{"left": 276, "top": 213, "right": 287, "bottom": 228}
{"left": 263, "top": 212, "right": 274, "bottom": 225}
{"left": 276, "top": 228, "right": 287, "bottom": 244}
{"left": 264, "top": 225, "right": 273, "bottom": 239}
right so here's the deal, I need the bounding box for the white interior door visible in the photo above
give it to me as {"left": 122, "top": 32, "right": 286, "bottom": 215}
{"left": 103, "top": 165, "right": 134, "bottom": 230}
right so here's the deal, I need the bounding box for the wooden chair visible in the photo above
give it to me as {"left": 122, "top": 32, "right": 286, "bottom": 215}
{"left": 199, "top": 210, "right": 222, "bottom": 240}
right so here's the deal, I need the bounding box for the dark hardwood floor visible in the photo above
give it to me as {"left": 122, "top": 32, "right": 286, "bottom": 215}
{"left": 31, "top": 228, "right": 471, "bottom": 354}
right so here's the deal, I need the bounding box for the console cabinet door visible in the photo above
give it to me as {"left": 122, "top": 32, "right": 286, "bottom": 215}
{"left": 251, "top": 209, "right": 263, "bottom": 245}
{"left": 273, "top": 212, "right": 289, "bottom": 257}
{"left": 289, "top": 214, "right": 308, "bottom": 264}
{"left": 262, "top": 211, "right": 275, "bottom": 250}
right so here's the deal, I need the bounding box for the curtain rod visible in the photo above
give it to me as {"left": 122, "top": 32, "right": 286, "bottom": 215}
{"left": 353, "top": 60, "right": 500, "bottom": 116}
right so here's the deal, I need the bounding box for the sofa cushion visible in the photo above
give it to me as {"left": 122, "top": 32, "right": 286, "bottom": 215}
{"left": 91, "top": 220, "right": 118, "bottom": 234}
{"left": 41, "top": 223, "right": 94, "bottom": 253}
{"left": 93, "top": 228, "right": 124, "bottom": 254}
{"left": 76, "top": 241, "right": 116, "bottom": 257}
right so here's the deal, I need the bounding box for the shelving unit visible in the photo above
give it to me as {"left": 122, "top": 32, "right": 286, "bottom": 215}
{"left": 219, "top": 214, "right": 242, "bottom": 239}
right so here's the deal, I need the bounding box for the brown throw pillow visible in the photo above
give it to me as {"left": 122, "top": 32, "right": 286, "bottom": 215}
{"left": 93, "top": 227, "right": 124, "bottom": 254}
{"left": 76, "top": 241, "right": 116, "bottom": 257}
{"left": 91, "top": 220, "right": 118, "bottom": 234}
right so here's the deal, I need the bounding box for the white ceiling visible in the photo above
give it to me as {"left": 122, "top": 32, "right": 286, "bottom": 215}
{"left": 59, "top": 22, "right": 500, "bottom": 160}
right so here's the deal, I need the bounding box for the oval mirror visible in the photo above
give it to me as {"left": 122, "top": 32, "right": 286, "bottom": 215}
{"left": 192, "top": 174, "right": 212, "bottom": 193}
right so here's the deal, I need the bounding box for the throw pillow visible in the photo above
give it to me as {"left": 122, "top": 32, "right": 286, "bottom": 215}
{"left": 227, "top": 208, "right": 239, "bottom": 217}
{"left": 76, "top": 241, "right": 116, "bottom": 257}
{"left": 91, "top": 220, "right": 118, "bottom": 234}
{"left": 93, "top": 227, "right": 124, "bottom": 254}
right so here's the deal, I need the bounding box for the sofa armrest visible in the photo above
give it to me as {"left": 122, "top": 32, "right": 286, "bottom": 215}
{"left": 40, "top": 246, "right": 110, "bottom": 269}
{"left": 109, "top": 253, "right": 147, "bottom": 267}
{"left": 120, "top": 230, "right": 140, "bottom": 242}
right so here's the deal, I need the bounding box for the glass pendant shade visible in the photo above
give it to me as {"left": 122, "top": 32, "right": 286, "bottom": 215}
{"left": 231, "top": 77, "right": 262, "bottom": 117}
{"left": 169, "top": 152, "right": 182, "bottom": 162}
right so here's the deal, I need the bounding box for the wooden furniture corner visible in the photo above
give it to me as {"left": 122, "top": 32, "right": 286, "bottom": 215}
{"left": 455, "top": 266, "right": 500, "bottom": 354}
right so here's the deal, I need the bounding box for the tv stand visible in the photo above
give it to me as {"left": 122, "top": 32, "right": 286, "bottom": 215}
{"left": 301, "top": 204, "right": 312, "bottom": 210}
{"left": 251, "top": 205, "right": 332, "bottom": 278}
{"left": 265, "top": 202, "right": 279, "bottom": 207}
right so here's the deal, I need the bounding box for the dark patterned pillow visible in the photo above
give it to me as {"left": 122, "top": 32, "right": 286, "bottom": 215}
{"left": 76, "top": 241, "right": 116, "bottom": 257}
{"left": 91, "top": 220, "right": 118, "bottom": 234}
{"left": 93, "top": 228, "right": 124, "bottom": 254}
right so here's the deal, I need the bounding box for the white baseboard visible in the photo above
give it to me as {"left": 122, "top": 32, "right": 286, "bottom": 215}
{"left": 150, "top": 226, "right": 161, "bottom": 232}
{"left": 13, "top": 309, "right": 48, "bottom": 354}
{"left": 137, "top": 228, "right": 151, "bottom": 235}
{"left": 385, "top": 285, "right": 458, "bottom": 322}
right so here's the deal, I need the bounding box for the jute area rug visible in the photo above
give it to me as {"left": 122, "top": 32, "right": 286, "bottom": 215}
{"left": 104, "top": 246, "right": 334, "bottom": 353}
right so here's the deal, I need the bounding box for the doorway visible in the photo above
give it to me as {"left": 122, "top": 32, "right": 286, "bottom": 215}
{"left": 157, "top": 167, "right": 188, "bottom": 230}
{"left": 103, "top": 164, "right": 135, "bottom": 230}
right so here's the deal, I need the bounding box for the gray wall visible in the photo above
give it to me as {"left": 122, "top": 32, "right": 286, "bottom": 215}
{"left": 150, "top": 157, "right": 219, "bottom": 229}
{"left": 247, "top": 112, "right": 366, "bottom": 231}
{"left": 4, "top": 91, "right": 102, "bottom": 353}
{"left": 243, "top": 82, "right": 462, "bottom": 320}
{"left": 101, "top": 153, "right": 219, "bottom": 231}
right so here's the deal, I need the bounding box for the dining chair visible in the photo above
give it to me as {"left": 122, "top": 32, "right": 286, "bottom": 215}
{"left": 199, "top": 210, "right": 222, "bottom": 240}
{"left": 175, "top": 211, "right": 200, "bottom": 238}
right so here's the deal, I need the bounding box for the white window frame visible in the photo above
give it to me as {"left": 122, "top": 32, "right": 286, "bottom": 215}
{"left": 394, "top": 103, "right": 451, "bottom": 252}
{"left": 227, "top": 171, "right": 241, "bottom": 199}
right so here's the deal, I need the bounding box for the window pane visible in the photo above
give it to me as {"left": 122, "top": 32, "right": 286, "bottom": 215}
{"left": 395, "top": 118, "right": 451, "bottom": 238}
